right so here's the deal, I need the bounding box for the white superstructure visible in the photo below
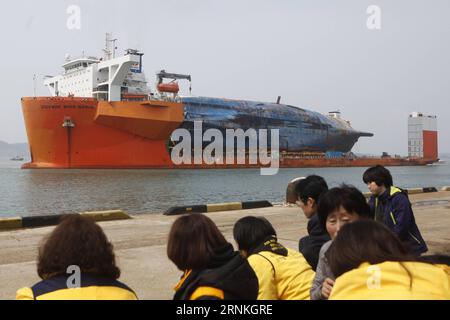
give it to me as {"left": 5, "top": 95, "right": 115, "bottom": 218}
{"left": 44, "top": 33, "right": 151, "bottom": 102}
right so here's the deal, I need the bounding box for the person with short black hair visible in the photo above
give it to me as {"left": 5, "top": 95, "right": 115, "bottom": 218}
{"left": 310, "top": 185, "right": 373, "bottom": 300}
{"left": 362, "top": 164, "right": 393, "bottom": 189}
{"left": 16, "top": 215, "right": 137, "bottom": 300}
{"left": 295, "top": 175, "right": 331, "bottom": 270}
{"left": 167, "top": 214, "right": 258, "bottom": 300}
{"left": 326, "top": 220, "right": 449, "bottom": 300}
{"left": 363, "top": 165, "right": 427, "bottom": 256}
{"left": 233, "top": 216, "right": 315, "bottom": 300}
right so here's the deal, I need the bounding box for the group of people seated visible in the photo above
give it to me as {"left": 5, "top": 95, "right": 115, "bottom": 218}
{"left": 16, "top": 165, "right": 450, "bottom": 300}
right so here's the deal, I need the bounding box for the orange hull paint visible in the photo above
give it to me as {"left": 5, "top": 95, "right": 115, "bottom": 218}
{"left": 423, "top": 130, "right": 438, "bottom": 160}
{"left": 21, "top": 97, "right": 184, "bottom": 169}
{"left": 21, "top": 97, "right": 437, "bottom": 169}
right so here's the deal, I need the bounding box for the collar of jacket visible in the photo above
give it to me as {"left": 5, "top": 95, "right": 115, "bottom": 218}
{"left": 173, "top": 243, "right": 236, "bottom": 296}
{"left": 376, "top": 186, "right": 402, "bottom": 202}
{"left": 207, "top": 243, "right": 236, "bottom": 269}
{"left": 173, "top": 253, "right": 258, "bottom": 300}
{"left": 307, "top": 214, "right": 327, "bottom": 236}
{"left": 250, "top": 236, "right": 288, "bottom": 257}
{"left": 174, "top": 270, "right": 193, "bottom": 292}
{"left": 390, "top": 186, "right": 403, "bottom": 197}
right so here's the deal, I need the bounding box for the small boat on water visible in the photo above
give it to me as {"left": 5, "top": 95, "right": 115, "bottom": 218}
{"left": 10, "top": 156, "right": 24, "bottom": 161}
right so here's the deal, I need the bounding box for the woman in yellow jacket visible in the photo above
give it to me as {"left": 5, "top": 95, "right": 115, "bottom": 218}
{"left": 233, "top": 216, "right": 315, "bottom": 300}
{"left": 16, "top": 215, "right": 137, "bottom": 300}
{"left": 326, "top": 220, "right": 449, "bottom": 300}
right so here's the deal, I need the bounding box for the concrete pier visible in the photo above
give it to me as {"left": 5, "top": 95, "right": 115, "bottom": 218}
{"left": 0, "top": 191, "right": 449, "bottom": 300}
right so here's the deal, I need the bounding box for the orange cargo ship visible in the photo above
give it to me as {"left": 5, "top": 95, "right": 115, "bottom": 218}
{"left": 21, "top": 35, "right": 438, "bottom": 169}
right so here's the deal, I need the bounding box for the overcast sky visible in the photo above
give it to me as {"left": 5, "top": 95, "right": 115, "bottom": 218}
{"left": 0, "top": 0, "right": 448, "bottom": 155}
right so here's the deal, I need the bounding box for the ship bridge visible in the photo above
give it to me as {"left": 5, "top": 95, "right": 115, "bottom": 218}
{"left": 44, "top": 34, "right": 150, "bottom": 101}
{"left": 62, "top": 57, "right": 99, "bottom": 73}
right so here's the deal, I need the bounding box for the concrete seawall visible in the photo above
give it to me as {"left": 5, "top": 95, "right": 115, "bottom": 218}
{"left": 0, "top": 191, "right": 449, "bottom": 300}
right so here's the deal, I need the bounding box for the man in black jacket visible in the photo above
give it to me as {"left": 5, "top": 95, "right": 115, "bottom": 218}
{"left": 295, "top": 175, "right": 331, "bottom": 271}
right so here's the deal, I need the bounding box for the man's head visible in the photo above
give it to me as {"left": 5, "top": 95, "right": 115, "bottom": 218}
{"left": 317, "top": 185, "right": 373, "bottom": 239}
{"left": 294, "top": 175, "right": 329, "bottom": 219}
{"left": 363, "top": 165, "right": 393, "bottom": 196}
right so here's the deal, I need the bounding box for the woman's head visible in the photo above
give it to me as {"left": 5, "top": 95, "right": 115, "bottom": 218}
{"left": 167, "top": 214, "right": 228, "bottom": 271}
{"left": 326, "top": 220, "right": 413, "bottom": 277}
{"left": 317, "top": 185, "right": 373, "bottom": 239}
{"left": 37, "top": 214, "right": 120, "bottom": 280}
{"left": 233, "top": 216, "right": 277, "bottom": 255}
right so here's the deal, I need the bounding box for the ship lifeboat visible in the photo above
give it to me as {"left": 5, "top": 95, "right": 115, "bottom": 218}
{"left": 157, "top": 82, "right": 180, "bottom": 94}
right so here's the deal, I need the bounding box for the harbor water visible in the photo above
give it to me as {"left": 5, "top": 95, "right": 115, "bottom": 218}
{"left": 1, "top": 156, "right": 449, "bottom": 218}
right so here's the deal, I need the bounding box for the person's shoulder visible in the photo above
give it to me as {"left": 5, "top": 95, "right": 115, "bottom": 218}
{"left": 433, "top": 264, "right": 450, "bottom": 276}
{"left": 319, "top": 240, "right": 333, "bottom": 255}
{"left": 390, "top": 186, "right": 408, "bottom": 197}
{"left": 286, "top": 247, "right": 308, "bottom": 260}
{"left": 249, "top": 251, "right": 274, "bottom": 262}
{"left": 16, "top": 287, "right": 34, "bottom": 300}
{"left": 248, "top": 252, "right": 276, "bottom": 270}
{"left": 286, "top": 247, "right": 301, "bottom": 255}
{"left": 390, "top": 188, "right": 410, "bottom": 204}
{"left": 110, "top": 279, "right": 136, "bottom": 293}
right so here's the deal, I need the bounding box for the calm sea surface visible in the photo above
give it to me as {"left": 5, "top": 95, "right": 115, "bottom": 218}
{"left": 1, "top": 156, "right": 449, "bottom": 217}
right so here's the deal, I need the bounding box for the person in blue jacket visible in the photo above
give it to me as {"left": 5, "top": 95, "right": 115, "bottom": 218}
{"left": 363, "top": 165, "right": 428, "bottom": 256}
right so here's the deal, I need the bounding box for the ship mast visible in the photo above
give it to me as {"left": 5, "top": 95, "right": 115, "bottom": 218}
{"left": 103, "top": 33, "right": 117, "bottom": 60}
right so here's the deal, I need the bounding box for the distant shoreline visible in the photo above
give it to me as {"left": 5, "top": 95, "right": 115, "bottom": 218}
{"left": 0, "top": 141, "right": 29, "bottom": 158}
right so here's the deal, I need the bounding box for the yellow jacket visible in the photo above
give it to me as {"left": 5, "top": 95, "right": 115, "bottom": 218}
{"left": 330, "top": 261, "right": 450, "bottom": 300}
{"left": 248, "top": 248, "right": 315, "bottom": 300}
{"left": 16, "top": 274, "right": 138, "bottom": 300}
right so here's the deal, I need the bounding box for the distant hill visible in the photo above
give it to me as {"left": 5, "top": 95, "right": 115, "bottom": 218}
{"left": 0, "top": 141, "right": 29, "bottom": 157}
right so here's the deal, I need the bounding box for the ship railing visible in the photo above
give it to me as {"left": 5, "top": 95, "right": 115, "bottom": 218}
{"left": 121, "top": 94, "right": 150, "bottom": 102}
{"left": 64, "top": 56, "right": 100, "bottom": 63}
{"left": 93, "top": 91, "right": 109, "bottom": 101}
